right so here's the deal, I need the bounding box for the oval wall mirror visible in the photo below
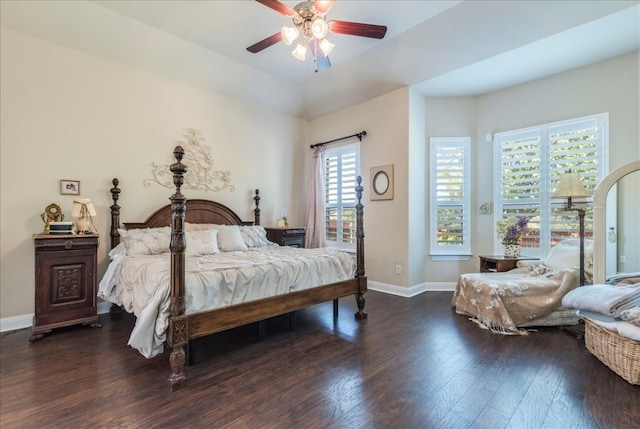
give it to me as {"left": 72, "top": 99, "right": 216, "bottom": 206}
{"left": 373, "top": 171, "right": 389, "bottom": 195}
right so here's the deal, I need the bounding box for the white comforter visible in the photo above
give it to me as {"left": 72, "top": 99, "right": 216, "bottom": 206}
{"left": 98, "top": 246, "right": 355, "bottom": 358}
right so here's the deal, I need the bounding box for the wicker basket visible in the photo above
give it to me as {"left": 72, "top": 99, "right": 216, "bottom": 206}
{"left": 584, "top": 318, "right": 640, "bottom": 385}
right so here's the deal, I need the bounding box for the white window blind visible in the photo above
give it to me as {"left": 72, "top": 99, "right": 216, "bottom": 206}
{"left": 325, "top": 143, "right": 359, "bottom": 250}
{"left": 429, "top": 137, "right": 471, "bottom": 257}
{"left": 493, "top": 113, "right": 608, "bottom": 255}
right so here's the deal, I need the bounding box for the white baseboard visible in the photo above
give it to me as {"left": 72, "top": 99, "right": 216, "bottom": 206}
{"left": 368, "top": 281, "right": 456, "bottom": 297}
{"left": 0, "top": 313, "right": 33, "bottom": 333}
{"left": 0, "top": 300, "right": 113, "bottom": 333}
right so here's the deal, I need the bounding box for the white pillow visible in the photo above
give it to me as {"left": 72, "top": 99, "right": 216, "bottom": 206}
{"left": 240, "top": 225, "right": 275, "bottom": 248}
{"left": 544, "top": 242, "right": 579, "bottom": 270}
{"left": 108, "top": 242, "right": 127, "bottom": 260}
{"left": 119, "top": 227, "right": 171, "bottom": 256}
{"left": 214, "top": 225, "right": 248, "bottom": 251}
{"left": 184, "top": 223, "right": 248, "bottom": 251}
{"left": 185, "top": 222, "right": 214, "bottom": 232}
{"left": 185, "top": 229, "right": 220, "bottom": 255}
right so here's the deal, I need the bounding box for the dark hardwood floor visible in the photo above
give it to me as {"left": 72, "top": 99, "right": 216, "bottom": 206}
{"left": 1, "top": 291, "right": 638, "bottom": 429}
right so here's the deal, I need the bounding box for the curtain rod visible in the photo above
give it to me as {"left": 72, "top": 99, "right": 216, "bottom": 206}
{"left": 310, "top": 130, "right": 367, "bottom": 149}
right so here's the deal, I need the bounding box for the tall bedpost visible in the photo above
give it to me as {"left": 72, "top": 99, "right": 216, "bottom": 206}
{"left": 354, "top": 175, "right": 367, "bottom": 320}
{"left": 110, "top": 178, "right": 121, "bottom": 249}
{"left": 168, "top": 146, "right": 188, "bottom": 391}
{"left": 253, "top": 189, "right": 261, "bottom": 226}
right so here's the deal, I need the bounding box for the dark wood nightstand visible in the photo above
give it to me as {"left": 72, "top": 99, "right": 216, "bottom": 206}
{"left": 31, "top": 234, "right": 101, "bottom": 341}
{"left": 265, "top": 227, "right": 306, "bottom": 248}
{"left": 479, "top": 255, "right": 539, "bottom": 273}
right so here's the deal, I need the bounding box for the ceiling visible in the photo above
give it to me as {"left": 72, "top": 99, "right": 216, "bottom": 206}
{"left": 1, "top": 1, "right": 639, "bottom": 119}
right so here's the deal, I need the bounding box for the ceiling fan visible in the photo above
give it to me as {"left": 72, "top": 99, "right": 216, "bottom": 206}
{"left": 247, "top": 0, "right": 387, "bottom": 72}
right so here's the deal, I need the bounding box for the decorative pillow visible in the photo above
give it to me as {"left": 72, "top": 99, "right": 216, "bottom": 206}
{"left": 214, "top": 225, "right": 248, "bottom": 251}
{"left": 185, "top": 229, "right": 219, "bottom": 255}
{"left": 185, "top": 222, "right": 213, "bottom": 232}
{"left": 185, "top": 223, "right": 247, "bottom": 252}
{"left": 108, "top": 242, "right": 127, "bottom": 260}
{"left": 118, "top": 227, "right": 171, "bottom": 256}
{"left": 240, "top": 225, "right": 275, "bottom": 248}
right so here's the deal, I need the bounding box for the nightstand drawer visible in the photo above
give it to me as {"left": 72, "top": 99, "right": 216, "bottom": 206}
{"left": 280, "top": 228, "right": 305, "bottom": 236}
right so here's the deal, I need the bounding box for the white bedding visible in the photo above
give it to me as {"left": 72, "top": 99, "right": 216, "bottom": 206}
{"left": 98, "top": 246, "right": 355, "bottom": 358}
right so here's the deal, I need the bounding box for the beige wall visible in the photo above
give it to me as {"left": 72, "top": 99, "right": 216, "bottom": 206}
{"left": 0, "top": 29, "right": 305, "bottom": 321}
{"left": 2, "top": 26, "right": 638, "bottom": 326}
{"left": 307, "top": 88, "right": 412, "bottom": 291}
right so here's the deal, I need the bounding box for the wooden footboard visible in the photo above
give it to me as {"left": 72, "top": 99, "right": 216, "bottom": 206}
{"left": 109, "top": 145, "right": 367, "bottom": 391}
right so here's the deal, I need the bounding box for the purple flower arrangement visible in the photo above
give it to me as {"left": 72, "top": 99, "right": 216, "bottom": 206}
{"left": 496, "top": 216, "right": 529, "bottom": 245}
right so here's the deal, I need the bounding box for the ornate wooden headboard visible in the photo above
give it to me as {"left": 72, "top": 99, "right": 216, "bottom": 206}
{"left": 108, "top": 178, "right": 260, "bottom": 249}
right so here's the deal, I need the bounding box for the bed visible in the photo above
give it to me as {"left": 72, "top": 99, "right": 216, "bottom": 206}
{"left": 452, "top": 239, "right": 593, "bottom": 334}
{"left": 100, "top": 146, "right": 368, "bottom": 391}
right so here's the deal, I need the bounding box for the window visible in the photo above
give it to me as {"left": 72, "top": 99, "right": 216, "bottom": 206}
{"left": 429, "top": 137, "right": 471, "bottom": 258}
{"left": 493, "top": 113, "right": 608, "bottom": 255}
{"left": 325, "top": 143, "right": 360, "bottom": 250}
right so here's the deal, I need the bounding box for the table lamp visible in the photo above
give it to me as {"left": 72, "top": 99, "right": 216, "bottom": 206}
{"left": 72, "top": 199, "right": 97, "bottom": 234}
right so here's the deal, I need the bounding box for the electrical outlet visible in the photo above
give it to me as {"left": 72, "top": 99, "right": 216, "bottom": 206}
{"left": 619, "top": 255, "right": 626, "bottom": 263}
{"left": 395, "top": 264, "right": 402, "bottom": 274}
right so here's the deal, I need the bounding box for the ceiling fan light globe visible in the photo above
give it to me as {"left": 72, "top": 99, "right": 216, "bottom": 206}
{"left": 292, "top": 41, "right": 306, "bottom": 61}
{"left": 311, "top": 18, "right": 328, "bottom": 39}
{"left": 319, "top": 38, "right": 334, "bottom": 56}
{"left": 281, "top": 26, "right": 299, "bottom": 45}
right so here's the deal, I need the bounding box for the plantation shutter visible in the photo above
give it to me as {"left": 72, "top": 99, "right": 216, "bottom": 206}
{"left": 494, "top": 114, "right": 607, "bottom": 255}
{"left": 325, "top": 143, "right": 359, "bottom": 250}
{"left": 430, "top": 137, "right": 471, "bottom": 256}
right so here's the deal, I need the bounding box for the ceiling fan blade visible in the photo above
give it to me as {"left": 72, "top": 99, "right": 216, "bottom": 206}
{"left": 329, "top": 20, "right": 388, "bottom": 39}
{"left": 309, "top": 38, "right": 331, "bottom": 72}
{"left": 314, "top": 0, "right": 335, "bottom": 14}
{"left": 255, "top": 0, "right": 294, "bottom": 16}
{"left": 246, "top": 32, "right": 283, "bottom": 53}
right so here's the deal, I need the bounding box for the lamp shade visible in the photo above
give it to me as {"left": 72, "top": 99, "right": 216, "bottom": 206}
{"left": 552, "top": 171, "right": 589, "bottom": 199}
{"left": 319, "top": 38, "right": 335, "bottom": 56}
{"left": 281, "top": 26, "right": 299, "bottom": 45}
{"left": 292, "top": 41, "right": 306, "bottom": 61}
{"left": 72, "top": 199, "right": 96, "bottom": 217}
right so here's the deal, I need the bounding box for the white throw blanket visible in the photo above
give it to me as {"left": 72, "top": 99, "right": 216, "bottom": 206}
{"left": 98, "top": 246, "right": 355, "bottom": 358}
{"left": 561, "top": 283, "right": 640, "bottom": 326}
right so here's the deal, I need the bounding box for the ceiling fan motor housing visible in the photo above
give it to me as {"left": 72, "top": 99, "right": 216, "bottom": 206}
{"left": 293, "top": 1, "right": 327, "bottom": 39}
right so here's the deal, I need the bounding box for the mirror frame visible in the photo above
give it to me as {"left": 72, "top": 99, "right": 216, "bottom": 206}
{"left": 592, "top": 159, "right": 640, "bottom": 284}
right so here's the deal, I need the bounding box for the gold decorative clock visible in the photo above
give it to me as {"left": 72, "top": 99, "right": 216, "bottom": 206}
{"left": 41, "top": 203, "right": 64, "bottom": 233}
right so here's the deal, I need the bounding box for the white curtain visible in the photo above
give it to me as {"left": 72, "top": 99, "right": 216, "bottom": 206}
{"left": 305, "top": 146, "right": 326, "bottom": 248}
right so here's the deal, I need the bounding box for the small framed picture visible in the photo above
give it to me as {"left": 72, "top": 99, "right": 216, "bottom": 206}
{"left": 60, "top": 179, "right": 80, "bottom": 195}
